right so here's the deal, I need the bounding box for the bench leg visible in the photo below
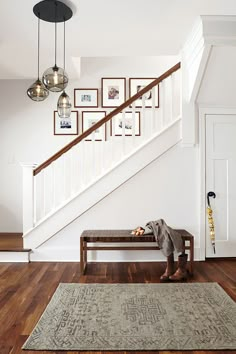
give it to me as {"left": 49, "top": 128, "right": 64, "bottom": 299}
{"left": 84, "top": 240, "right": 87, "bottom": 273}
{"left": 80, "top": 237, "right": 85, "bottom": 275}
{"left": 189, "top": 239, "right": 194, "bottom": 275}
{"left": 183, "top": 238, "right": 194, "bottom": 276}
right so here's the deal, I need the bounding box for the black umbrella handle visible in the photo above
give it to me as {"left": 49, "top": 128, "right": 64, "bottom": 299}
{"left": 207, "top": 191, "right": 216, "bottom": 208}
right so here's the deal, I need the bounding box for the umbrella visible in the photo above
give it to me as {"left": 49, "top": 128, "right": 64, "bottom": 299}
{"left": 207, "top": 192, "right": 216, "bottom": 254}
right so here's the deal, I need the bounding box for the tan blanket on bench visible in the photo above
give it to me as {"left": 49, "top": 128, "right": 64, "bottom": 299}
{"left": 145, "top": 219, "right": 183, "bottom": 257}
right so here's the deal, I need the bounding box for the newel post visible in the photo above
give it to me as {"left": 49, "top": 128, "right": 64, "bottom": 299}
{"left": 22, "top": 164, "right": 37, "bottom": 234}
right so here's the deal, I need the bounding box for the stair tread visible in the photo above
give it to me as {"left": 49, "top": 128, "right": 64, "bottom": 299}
{"left": 0, "top": 248, "right": 31, "bottom": 252}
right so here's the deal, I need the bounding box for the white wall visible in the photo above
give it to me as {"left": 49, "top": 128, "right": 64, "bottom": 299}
{"left": 198, "top": 46, "right": 236, "bottom": 106}
{"left": 0, "top": 55, "right": 179, "bottom": 232}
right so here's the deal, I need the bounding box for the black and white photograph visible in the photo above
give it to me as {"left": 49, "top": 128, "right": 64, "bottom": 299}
{"left": 60, "top": 119, "right": 71, "bottom": 129}
{"left": 54, "top": 111, "right": 79, "bottom": 135}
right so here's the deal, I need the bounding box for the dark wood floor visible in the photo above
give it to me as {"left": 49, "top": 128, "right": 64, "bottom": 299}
{"left": 0, "top": 260, "right": 235, "bottom": 354}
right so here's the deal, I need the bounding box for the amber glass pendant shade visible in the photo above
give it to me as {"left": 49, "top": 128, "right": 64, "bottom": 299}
{"left": 27, "top": 79, "right": 49, "bottom": 101}
{"left": 27, "top": 17, "right": 49, "bottom": 102}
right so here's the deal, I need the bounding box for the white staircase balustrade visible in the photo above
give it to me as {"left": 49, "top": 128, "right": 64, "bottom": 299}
{"left": 22, "top": 64, "right": 182, "bottom": 243}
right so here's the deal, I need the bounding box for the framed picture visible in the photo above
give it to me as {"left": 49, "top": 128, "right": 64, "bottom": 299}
{"left": 82, "top": 111, "right": 106, "bottom": 141}
{"left": 101, "top": 77, "right": 126, "bottom": 108}
{"left": 74, "top": 88, "right": 98, "bottom": 108}
{"left": 54, "top": 111, "right": 79, "bottom": 135}
{"left": 111, "top": 111, "right": 141, "bottom": 136}
{"left": 129, "top": 78, "right": 159, "bottom": 108}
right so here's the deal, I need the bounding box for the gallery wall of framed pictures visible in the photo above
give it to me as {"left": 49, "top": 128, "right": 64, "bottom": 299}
{"left": 53, "top": 77, "right": 159, "bottom": 138}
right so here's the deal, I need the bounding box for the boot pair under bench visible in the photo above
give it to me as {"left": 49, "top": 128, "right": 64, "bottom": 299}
{"left": 80, "top": 229, "right": 194, "bottom": 275}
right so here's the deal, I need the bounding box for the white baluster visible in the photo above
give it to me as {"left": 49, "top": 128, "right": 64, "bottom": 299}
{"left": 151, "top": 87, "right": 156, "bottom": 134}
{"left": 51, "top": 161, "right": 56, "bottom": 211}
{"left": 142, "top": 93, "right": 146, "bottom": 138}
{"left": 33, "top": 174, "right": 37, "bottom": 225}
{"left": 110, "top": 118, "right": 115, "bottom": 168}
{"left": 79, "top": 140, "right": 85, "bottom": 189}
{"left": 73, "top": 144, "right": 80, "bottom": 193}
{"left": 91, "top": 130, "right": 96, "bottom": 180}
{"left": 173, "top": 69, "right": 181, "bottom": 118}
{"left": 103, "top": 121, "right": 110, "bottom": 172}
{"left": 122, "top": 110, "right": 126, "bottom": 157}
{"left": 178, "top": 68, "right": 182, "bottom": 118}
{"left": 63, "top": 154, "right": 67, "bottom": 203}
{"left": 132, "top": 101, "right": 136, "bottom": 147}
{"left": 68, "top": 149, "right": 73, "bottom": 198}
{"left": 171, "top": 73, "right": 175, "bottom": 121}
{"left": 159, "top": 81, "right": 164, "bottom": 130}
{"left": 166, "top": 76, "right": 172, "bottom": 124}
{"left": 41, "top": 170, "right": 46, "bottom": 218}
{"left": 100, "top": 124, "right": 106, "bottom": 174}
{"left": 70, "top": 147, "right": 76, "bottom": 196}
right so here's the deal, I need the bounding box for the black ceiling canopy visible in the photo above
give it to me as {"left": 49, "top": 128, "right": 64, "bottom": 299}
{"left": 33, "top": 0, "right": 73, "bottom": 23}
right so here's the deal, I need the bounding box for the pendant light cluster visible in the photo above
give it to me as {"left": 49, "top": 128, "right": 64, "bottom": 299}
{"left": 27, "top": 0, "right": 73, "bottom": 118}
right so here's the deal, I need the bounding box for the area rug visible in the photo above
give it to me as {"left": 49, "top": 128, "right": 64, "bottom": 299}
{"left": 22, "top": 283, "right": 236, "bottom": 351}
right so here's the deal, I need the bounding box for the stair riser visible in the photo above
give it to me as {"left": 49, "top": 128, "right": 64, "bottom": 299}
{"left": 0, "top": 252, "right": 30, "bottom": 262}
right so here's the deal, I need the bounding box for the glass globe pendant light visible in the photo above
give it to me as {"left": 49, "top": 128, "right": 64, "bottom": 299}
{"left": 42, "top": 22, "right": 68, "bottom": 92}
{"left": 57, "top": 21, "right": 71, "bottom": 118}
{"left": 27, "top": 17, "right": 49, "bottom": 101}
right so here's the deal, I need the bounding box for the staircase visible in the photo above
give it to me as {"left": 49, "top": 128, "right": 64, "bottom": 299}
{"left": 0, "top": 233, "right": 31, "bottom": 262}
{"left": 22, "top": 63, "right": 182, "bottom": 254}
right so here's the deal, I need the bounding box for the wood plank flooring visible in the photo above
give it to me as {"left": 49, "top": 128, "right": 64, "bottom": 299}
{"left": 0, "top": 260, "right": 235, "bottom": 354}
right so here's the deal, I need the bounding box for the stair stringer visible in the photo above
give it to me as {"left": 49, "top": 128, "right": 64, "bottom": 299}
{"left": 23, "top": 118, "right": 182, "bottom": 249}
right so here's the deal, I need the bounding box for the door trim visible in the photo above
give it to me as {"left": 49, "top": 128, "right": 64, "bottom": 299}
{"left": 199, "top": 106, "right": 236, "bottom": 260}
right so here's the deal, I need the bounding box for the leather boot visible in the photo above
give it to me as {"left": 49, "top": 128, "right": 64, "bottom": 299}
{"left": 169, "top": 253, "right": 188, "bottom": 281}
{"left": 160, "top": 253, "right": 175, "bottom": 281}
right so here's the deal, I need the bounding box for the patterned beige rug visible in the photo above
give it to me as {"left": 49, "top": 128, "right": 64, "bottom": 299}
{"left": 22, "top": 283, "right": 236, "bottom": 351}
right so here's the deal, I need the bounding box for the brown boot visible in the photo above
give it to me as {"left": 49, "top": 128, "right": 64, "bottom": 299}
{"left": 160, "top": 253, "right": 175, "bottom": 281}
{"left": 169, "top": 253, "right": 188, "bottom": 281}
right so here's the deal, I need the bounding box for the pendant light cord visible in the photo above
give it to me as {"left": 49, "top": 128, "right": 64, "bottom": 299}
{"left": 64, "top": 19, "right": 66, "bottom": 73}
{"left": 37, "top": 16, "right": 40, "bottom": 79}
{"left": 54, "top": 1, "right": 58, "bottom": 66}
{"left": 55, "top": 22, "right": 57, "bottom": 66}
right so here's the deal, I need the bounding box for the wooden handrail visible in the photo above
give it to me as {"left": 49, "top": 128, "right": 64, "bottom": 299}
{"left": 34, "top": 62, "right": 181, "bottom": 176}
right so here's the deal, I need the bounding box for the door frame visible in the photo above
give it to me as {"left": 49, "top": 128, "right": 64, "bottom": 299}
{"left": 199, "top": 106, "right": 236, "bottom": 260}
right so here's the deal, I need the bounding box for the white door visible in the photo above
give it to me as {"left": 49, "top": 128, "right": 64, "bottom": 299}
{"left": 206, "top": 114, "right": 236, "bottom": 257}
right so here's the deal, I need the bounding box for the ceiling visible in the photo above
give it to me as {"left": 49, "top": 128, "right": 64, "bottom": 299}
{"left": 1, "top": 0, "right": 236, "bottom": 79}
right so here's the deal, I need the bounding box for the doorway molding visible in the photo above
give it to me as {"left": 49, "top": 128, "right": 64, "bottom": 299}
{"left": 199, "top": 106, "right": 236, "bottom": 260}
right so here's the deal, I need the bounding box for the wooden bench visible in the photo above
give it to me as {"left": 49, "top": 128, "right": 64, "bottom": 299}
{"left": 80, "top": 229, "right": 194, "bottom": 275}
